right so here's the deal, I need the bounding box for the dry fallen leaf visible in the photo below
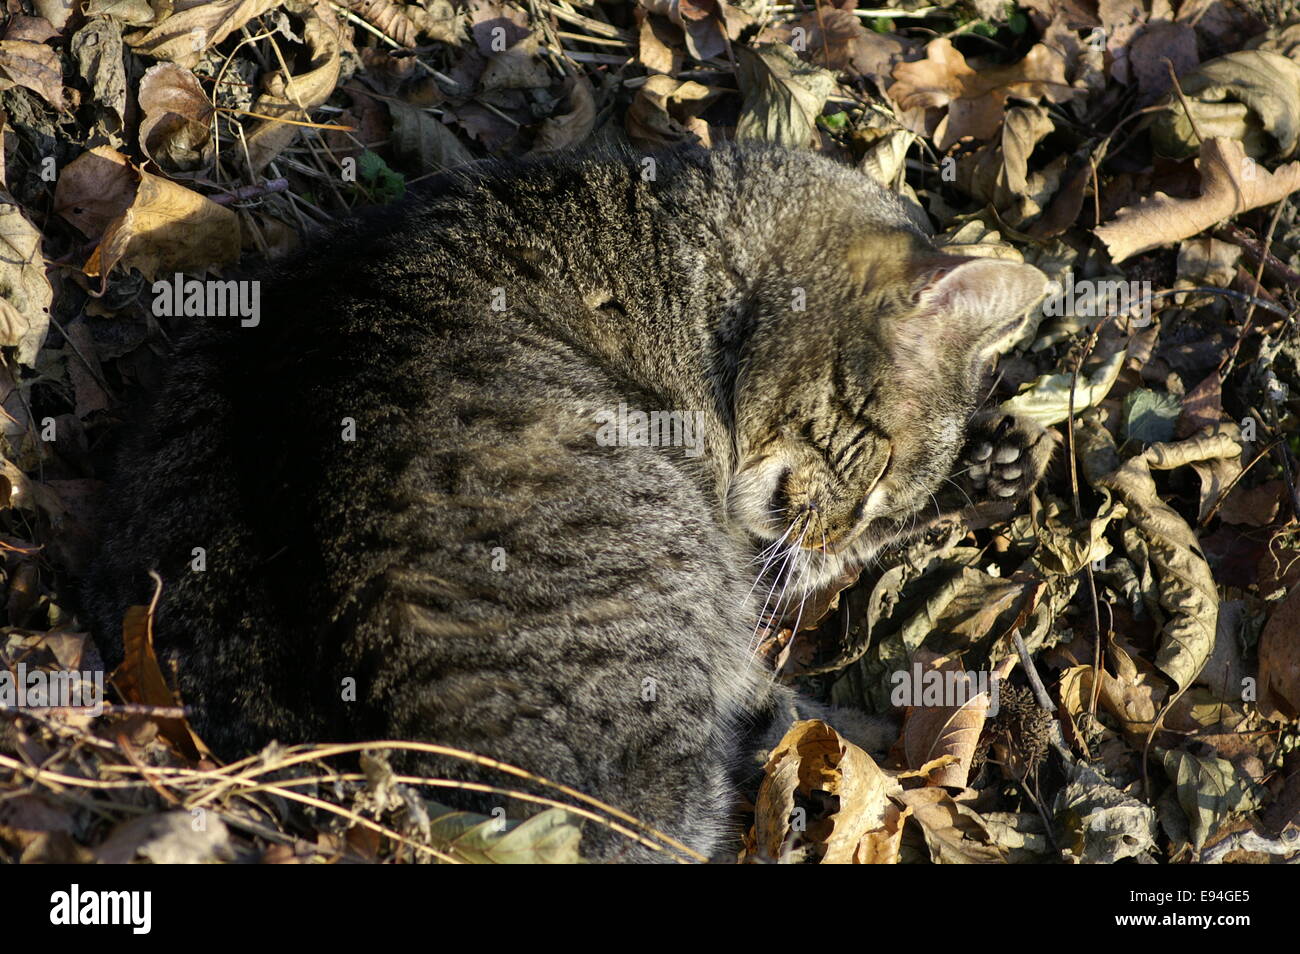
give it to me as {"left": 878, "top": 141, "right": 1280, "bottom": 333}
{"left": 1095, "top": 137, "right": 1300, "bottom": 261}
{"left": 895, "top": 786, "right": 1006, "bottom": 863}
{"left": 138, "top": 62, "right": 216, "bottom": 173}
{"left": 0, "top": 193, "right": 52, "bottom": 365}
{"left": 111, "top": 599, "right": 212, "bottom": 761}
{"left": 1077, "top": 412, "right": 1219, "bottom": 690}
{"left": 902, "top": 653, "right": 1015, "bottom": 788}
{"left": 750, "top": 719, "right": 902, "bottom": 864}
{"left": 626, "top": 74, "right": 714, "bottom": 149}
{"left": 1257, "top": 583, "right": 1300, "bottom": 722}
{"left": 734, "top": 43, "right": 836, "bottom": 149}
{"left": 56, "top": 146, "right": 240, "bottom": 280}
{"left": 126, "top": 0, "right": 282, "bottom": 69}
{"left": 0, "top": 39, "right": 66, "bottom": 110}
{"left": 888, "top": 39, "right": 1076, "bottom": 151}
{"left": 531, "top": 74, "right": 597, "bottom": 155}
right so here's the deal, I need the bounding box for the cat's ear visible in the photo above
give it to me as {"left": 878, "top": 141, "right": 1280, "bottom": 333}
{"left": 899, "top": 256, "right": 1049, "bottom": 368}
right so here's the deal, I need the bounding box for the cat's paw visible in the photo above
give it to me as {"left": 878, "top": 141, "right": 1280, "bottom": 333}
{"left": 959, "top": 412, "right": 1054, "bottom": 503}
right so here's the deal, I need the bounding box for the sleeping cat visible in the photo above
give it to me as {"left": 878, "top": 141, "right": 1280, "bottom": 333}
{"left": 81, "top": 143, "right": 1053, "bottom": 862}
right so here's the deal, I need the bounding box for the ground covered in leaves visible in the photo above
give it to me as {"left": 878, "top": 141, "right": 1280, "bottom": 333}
{"left": 1, "top": 0, "right": 1299, "bottom": 863}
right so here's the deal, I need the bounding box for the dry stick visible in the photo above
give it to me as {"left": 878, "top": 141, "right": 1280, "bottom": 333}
{"left": 536, "top": 0, "right": 630, "bottom": 39}
{"left": 225, "top": 740, "right": 706, "bottom": 861}
{"left": 226, "top": 772, "right": 688, "bottom": 861}
{"left": 256, "top": 782, "right": 462, "bottom": 863}
{"left": 164, "top": 740, "right": 701, "bottom": 861}
{"left": 1220, "top": 199, "right": 1290, "bottom": 380}
{"left": 1214, "top": 223, "right": 1300, "bottom": 288}
{"left": 209, "top": 178, "right": 291, "bottom": 205}
{"left": 1065, "top": 314, "right": 1113, "bottom": 719}
{"left": 1165, "top": 59, "right": 1205, "bottom": 147}
{"left": 1198, "top": 438, "right": 1284, "bottom": 527}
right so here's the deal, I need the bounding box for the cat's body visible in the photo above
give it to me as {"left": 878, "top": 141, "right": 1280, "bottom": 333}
{"left": 82, "top": 144, "right": 1052, "bottom": 861}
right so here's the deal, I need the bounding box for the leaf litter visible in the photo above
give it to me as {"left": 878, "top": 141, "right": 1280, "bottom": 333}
{"left": 1, "top": 0, "right": 1299, "bottom": 864}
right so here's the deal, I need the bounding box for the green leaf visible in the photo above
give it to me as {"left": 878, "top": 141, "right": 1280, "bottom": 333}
{"left": 356, "top": 150, "right": 406, "bottom": 204}
{"left": 1123, "top": 388, "right": 1182, "bottom": 444}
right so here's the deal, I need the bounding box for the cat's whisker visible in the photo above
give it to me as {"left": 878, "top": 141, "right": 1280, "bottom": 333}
{"left": 748, "top": 524, "right": 807, "bottom": 651}
{"left": 939, "top": 475, "right": 976, "bottom": 511}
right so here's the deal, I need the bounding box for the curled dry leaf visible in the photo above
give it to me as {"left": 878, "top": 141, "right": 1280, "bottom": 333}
{"left": 0, "top": 39, "right": 67, "bottom": 110}
{"left": 751, "top": 719, "right": 903, "bottom": 864}
{"left": 887, "top": 39, "right": 1076, "bottom": 151}
{"left": 639, "top": 0, "right": 749, "bottom": 63}
{"left": 901, "top": 653, "right": 1014, "bottom": 788}
{"left": 625, "top": 74, "right": 714, "bottom": 149}
{"left": 426, "top": 805, "right": 586, "bottom": 864}
{"left": 96, "top": 811, "right": 234, "bottom": 864}
{"left": 895, "top": 786, "right": 1005, "bottom": 863}
{"left": 1076, "top": 412, "right": 1218, "bottom": 690}
{"left": 956, "top": 103, "right": 1061, "bottom": 225}
{"left": 126, "top": 0, "right": 282, "bottom": 69}
{"left": 999, "top": 339, "right": 1127, "bottom": 426}
{"left": 55, "top": 146, "right": 240, "bottom": 280}
{"left": 734, "top": 43, "right": 836, "bottom": 149}
{"left": 530, "top": 74, "right": 597, "bottom": 155}
{"left": 1159, "top": 748, "right": 1260, "bottom": 851}
{"left": 1055, "top": 761, "right": 1158, "bottom": 863}
{"left": 243, "top": 0, "right": 344, "bottom": 174}
{"left": 794, "top": 6, "right": 912, "bottom": 86}
{"left": 1095, "top": 137, "right": 1300, "bottom": 262}
{"left": 138, "top": 63, "right": 216, "bottom": 173}
{"left": 0, "top": 193, "right": 52, "bottom": 365}
{"left": 82, "top": 0, "right": 155, "bottom": 27}
{"left": 338, "top": 0, "right": 422, "bottom": 48}
{"left": 1151, "top": 51, "right": 1300, "bottom": 160}
{"left": 112, "top": 602, "right": 212, "bottom": 761}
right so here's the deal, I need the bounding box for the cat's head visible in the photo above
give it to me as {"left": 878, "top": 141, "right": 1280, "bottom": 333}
{"left": 726, "top": 237, "right": 1048, "bottom": 588}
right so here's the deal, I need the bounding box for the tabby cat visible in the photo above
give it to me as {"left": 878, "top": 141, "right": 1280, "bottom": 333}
{"left": 82, "top": 143, "right": 1053, "bottom": 861}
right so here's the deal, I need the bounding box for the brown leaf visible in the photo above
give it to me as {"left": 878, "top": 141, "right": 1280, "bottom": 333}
{"left": 888, "top": 39, "right": 1076, "bottom": 150}
{"left": 71, "top": 17, "right": 128, "bottom": 142}
{"left": 750, "top": 719, "right": 902, "bottom": 864}
{"left": 57, "top": 145, "right": 240, "bottom": 280}
{"left": 338, "top": 0, "right": 422, "bottom": 48}
{"left": 0, "top": 39, "right": 66, "bottom": 109}
{"left": 53, "top": 144, "right": 138, "bottom": 240}
{"left": 1258, "top": 583, "right": 1300, "bottom": 721}
{"left": 734, "top": 43, "right": 836, "bottom": 148}
{"left": 138, "top": 62, "right": 215, "bottom": 173}
{"left": 531, "top": 74, "right": 596, "bottom": 154}
{"left": 901, "top": 653, "right": 1013, "bottom": 788}
{"left": 126, "top": 0, "right": 282, "bottom": 69}
{"left": 111, "top": 599, "right": 212, "bottom": 761}
{"left": 796, "top": 7, "right": 913, "bottom": 86}
{"left": 636, "top": 7, "right": 680, "bottom": 76}
{"left": 1095, "top": 137, "right": 1300, "bottom": 262}
{"left": 625, "top": 74, "right": 714, "bottom": 149}
{"left": 3, "top": 17, "right": 60, "bottom": 44}
{"left": 895, "top": 786, "right": 1006, "bottom": 863}
{"left": 388, "top": 100, "right": 474, "bottom": 170}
